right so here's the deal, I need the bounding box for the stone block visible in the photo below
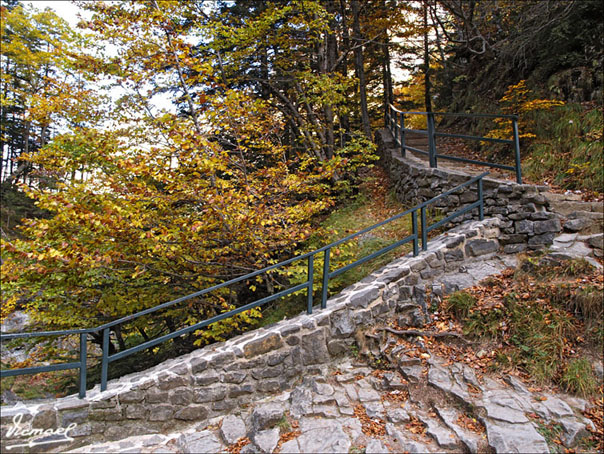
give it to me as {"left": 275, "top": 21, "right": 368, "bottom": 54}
{"left": 228, "top": 384, "right": 255, "bottom": 398}
{"left": 327, "top": 339, "right": 349, "bottom": 356}
{"left": 331, "top": 310, "right": 355, "bottom": 337}
{"left": 528, "top": 233, "right": 555, "bottom": 247}
{"left": 223, "top": 371, "right": 247, "bottom": 384}
{"left": 266, "top": 350, "right": 289, "bottom": 366}
{"left": 169, "top": 388, "right": 194, "bottom": 405}
{"left": 500, "top": 234, "right": 526, "bottom": 245}
{"left": 504, "top": 243, "right": 527, "bottom": 254}
{"left": 31, "top": 407, "right": 57, "bottom": 430}
{"left": 534, "top": 218, "right": 561, "bottom": 234}
{"left": 119, "top": 389, "right": 145, "bottom": 403}
{"left": 515, "top": 220, "right": 534, "bottom": 234}
{"left": 348, "top": 285, "right": 380, "bottom": 308}
{"left": 465, "top": 239, "right": 499, "bottom": 256}
{"left": 251, "top": 403, "right": 285, "bottom": 431}
{"left": 124, "top": 404, "right": 147, "bottom": 420}
{"left": 148, "top": 405, "right": 174, "bottom": 422}
{"left": 146, "top": 389, "right": 170, "bottom": 403}
{"left": 212, "top": 400, "right": 236, "bottom": 412}
{"left": 251, "top": 365, "right": 283, "bottom": 380}
{"left": 174, "top": 405, "right": 207, "bottom": 421}
{"left": 588, "top": 233, "right": 603, "bottom": 250}
{"left": 444, "top": 236, "right": 464, "bottom": 249}
{"left": 90, "top": 407, "right": 123, "bottom": 421}
{"left": 190, "top": 357, "right": 208, "bottom": 374}
{"left": 194, "top": 386, "right": 226, "bottom": 403}
{"left": 243, "top": 333, "right": 283, "bottom": 358}
{"left": 257, "top": 380, "right": 282, "bottom": 393}
{"left": 157, "top": 372, "right": 189, "bottom": 390}
{"left": 60, "top": 409, "right": 89, "bottom": 426}
{"left": 220, "top": 415, "right": 246, "bottom": 445}
{"left": 300, "top": 329, "right": 331, "bottom": 365}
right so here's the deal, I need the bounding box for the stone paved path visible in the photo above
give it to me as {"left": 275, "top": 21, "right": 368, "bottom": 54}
{"left": 67, "top": 353, "right": 595, "bottom": 453}
{"left": 66, "top": 253, "right": 598, "bottom": 454}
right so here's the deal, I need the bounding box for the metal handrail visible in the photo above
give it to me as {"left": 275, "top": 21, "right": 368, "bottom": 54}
{"left": 388, "top": 104, "right": 518, "bottom": 120}
{"left": 0, "top": 173, "right": 487, "bottom": 397}
{"left": 386, "top": 104, "right": 522, "bottom": 183}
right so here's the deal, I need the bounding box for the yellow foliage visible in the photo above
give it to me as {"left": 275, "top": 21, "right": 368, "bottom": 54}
{"left": 487, "top": 80, "right": 565, "bottom": 140}
{"left": 193, "top": 305, "right": 262, "bottom": 345}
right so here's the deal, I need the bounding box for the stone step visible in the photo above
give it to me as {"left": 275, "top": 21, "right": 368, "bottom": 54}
{"left": 550, "top": 200, "right": 604, "bottom": 216}
{"left": 562, "top": 211, "right": 604, "bottom": 234}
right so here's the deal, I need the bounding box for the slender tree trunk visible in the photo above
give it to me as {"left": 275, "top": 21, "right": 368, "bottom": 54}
{"left": 323, "top": 1, "right": 338, "bottom": 160}
{"left": 351, "top": 0, "right": 371, "bottom": 139}
{"left": 339, "top": 0, "right": 351, "bottom": 142}
{"left": 381, "top": 0, "right": 394, "bottom": 126}
{"left": 423, "top": 0, "right": 433, "bottom": 112}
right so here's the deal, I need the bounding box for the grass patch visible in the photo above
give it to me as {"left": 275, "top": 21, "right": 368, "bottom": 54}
{"left": 560, "top": 358, "right": 598, "bottom": 397}
{"left": 444, "top": 291, "right": 477, "bottom": 319}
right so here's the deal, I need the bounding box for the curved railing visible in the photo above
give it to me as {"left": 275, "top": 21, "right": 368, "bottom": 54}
{"left": 386, "top": 104, "right": 522, "bottom": 184}
{"left": 1, "top": 173, "right": 487, "bottom": 398}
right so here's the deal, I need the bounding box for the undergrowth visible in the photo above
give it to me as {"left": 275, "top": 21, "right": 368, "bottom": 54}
{"left": 442, "top": 253, "right": 603, "bottom": 397}
{"left": 522, "top": 103, "right": 603, "bottom": 194}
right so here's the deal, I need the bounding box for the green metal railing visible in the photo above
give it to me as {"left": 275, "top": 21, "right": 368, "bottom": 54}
{"left": 0, "top": 173, "right": 487, "bottom": 398}
{"left": 386, "top": 104, "right": 522, "bottom": 184}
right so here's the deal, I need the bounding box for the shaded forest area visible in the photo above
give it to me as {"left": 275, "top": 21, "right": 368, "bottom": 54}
{"left": 1, "top": 0, "right": 602, "bottom": 387}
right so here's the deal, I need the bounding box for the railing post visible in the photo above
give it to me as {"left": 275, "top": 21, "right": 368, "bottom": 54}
{"left": 385, "top": 105, "right": 389, "bottom": 129}
{"left": 307, "top": 254, "right": 314, "bottom": 314}
{"left": 477, "top": 177, "right": 484, "bottom": 220}
{"left": 79, "top": 332, "right": 87, "bottom": 398}
{"left": 421, "top": 206, "right": 428, "bottom": 251}
{"left": 399, "top": 112, "right": 406, "bottom": 157}
{"left": 412, "top": 210, "right": 418, "bottom": 256}
{"left": 321, "top": 248, "right": 330, "bottom": 309}
{"left": 512, "top": 117, "right": 522, "bottom": 184}
{"left": 427, "top": 112, "right": 437, "bottom": 168}
{"left": 101, "top": 328, "right": 109, "bottom": 392}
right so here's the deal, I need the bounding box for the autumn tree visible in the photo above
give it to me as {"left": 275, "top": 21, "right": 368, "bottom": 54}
{"left": 1, "top": 0, "right": 377, "bottom": 353}
{"left": 0, "top": 2, "right": 89, "bottom": 185}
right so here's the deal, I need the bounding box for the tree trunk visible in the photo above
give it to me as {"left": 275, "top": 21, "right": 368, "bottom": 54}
{"left": 338, "top": 0, "right": 352, "bottom": 143}
{"left": 351, "top": 0, "right": 371, "bottom": 139}
{"left": 423, "top": 0, "right": 433, "bottom": 112}
{"left": 323, "top": 1, "right": 338, "bottom": 159}
{"left": 381, "top": 0, "right": 394, "bottom": 126}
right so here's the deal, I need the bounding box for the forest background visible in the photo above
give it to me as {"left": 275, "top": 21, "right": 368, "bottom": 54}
{"left": 1, "top": 0, "right": 602, "bottom": 387}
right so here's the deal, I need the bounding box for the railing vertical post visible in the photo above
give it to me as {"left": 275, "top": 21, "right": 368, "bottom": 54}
{"left": 412, "top": 210, "right": 419, "bottom": 256}
{"left": 400, "top": 112, "right": 406, "bottom": 157}
{"left": 79, "top": 332, "right": 87, "bottom": 398}
{"left": 427, "top": 112, "right": 437, "bottom": 168}
{"left": 307, "top": 254, "right": 314, "bottom": 314}
{"left": 478, "top": 177, "right": 484, "bottom": 220}
{"left": 385, "top": 105, "right": 389, "bottom": 129}
{"left": 421, "top": 206, "right": 428, "bottom": 251}
{"left": 101, "top": 328, "right": 109, "bottom": 392}
{"left": 321, "top": 248, "right": 330, "bottom": 309}
{"left": 512, "top": 117, "right": 522, "bottom": 184}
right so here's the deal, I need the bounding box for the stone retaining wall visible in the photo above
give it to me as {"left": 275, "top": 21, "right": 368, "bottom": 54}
{"left": 376, "top": 129, "right": 561, "bottom": 253}
{"left": 1, "top": 218, "right": 501, "bottom": 452}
